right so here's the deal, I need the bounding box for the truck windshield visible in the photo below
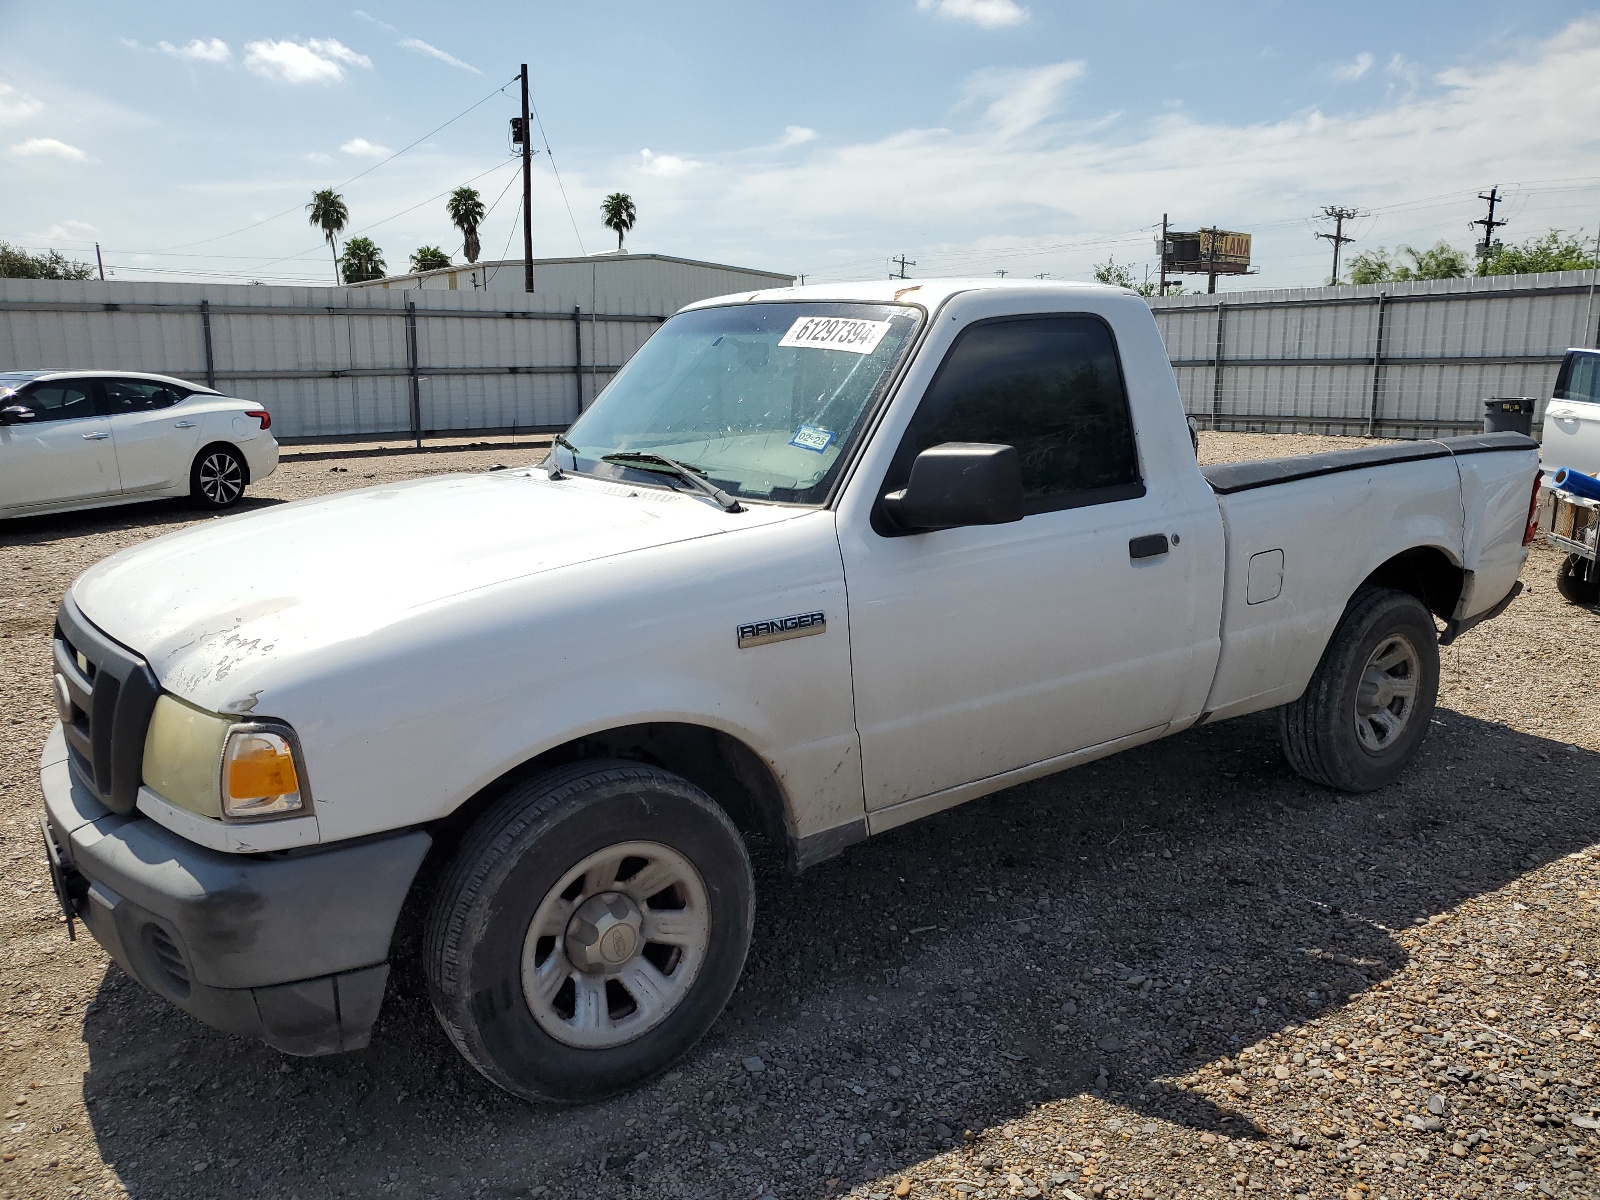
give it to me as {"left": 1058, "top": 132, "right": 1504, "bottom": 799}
{"left": 558, "top": 302, "right": 923, "bottom": 505}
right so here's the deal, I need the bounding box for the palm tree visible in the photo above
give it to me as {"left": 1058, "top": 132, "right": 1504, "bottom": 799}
{"left": 306, "top": 189, "right": 349, "bottom": 284}
{"left": 409, "top": 245, "right": 451, "bottom": 273}
{"left": 338, "top": 237, "right": 386, "bottom": 283}
{"left": 446, "top": 187, "right": 485, "bottom": 264}
{"left": 601, "top": 193, "right": 636, "bottom": 251}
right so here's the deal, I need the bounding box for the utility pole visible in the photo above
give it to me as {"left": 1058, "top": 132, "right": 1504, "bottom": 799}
{"left": 94, "top": 242, "right": 105, "bottom": 281}
{"left": 1033, "top": 272, "right": 1049, "bottom": 280}
{"left": 890, "top": 254, "right": 916, "bottom": 280}
{"left": 1473, "top": 186, "right": 1507, "bottom": 264}
{"left": 520, "top": 63, "right": 534, "bottom": 293}
{"left": 1315, "top": 205, "right": 1362, "bottom": 285}
{"left": 1158, "top": 213, "right": 1169, "bottom": 296}
{"left": 995, "top": 270, "right": 1007, "bottom": 278}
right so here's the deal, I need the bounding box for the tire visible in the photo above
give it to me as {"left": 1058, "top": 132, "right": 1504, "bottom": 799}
{"left": 424, "top": 760, "right": 754, "bottom": 1103}
{"left": 1555, "top": 553, "right": 1600, "bottom": 606}
{"left": 1278, "top": 586, "right": 1440, "bottom": 793}
{"left": 190, "top": 445, "right": 247, "bottom": 509}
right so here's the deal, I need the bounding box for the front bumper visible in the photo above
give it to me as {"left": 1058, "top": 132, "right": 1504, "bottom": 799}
{"left": 39, "top": 724, "right": 429, "bottom": 1055}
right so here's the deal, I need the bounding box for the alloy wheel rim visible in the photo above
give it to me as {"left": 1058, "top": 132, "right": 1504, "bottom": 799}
{"left": 199, "top": 453, "right": 242, "bottom": 504}
{"left": 1353, "top": 633, "right": 1421, "bottom": 753}
{"left": 521, "top": 840, "right": 710, "bottom": 1049}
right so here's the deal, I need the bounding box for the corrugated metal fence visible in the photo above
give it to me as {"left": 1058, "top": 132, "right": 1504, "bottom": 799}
{"left": 1151, "top": 268, "right": 1600, "bottom": 438}
{"left": 6, "top": 270, "right": 1599, "bottom": 442}
{"left": 0, "top": 279, "right": 664, "bottom": 440}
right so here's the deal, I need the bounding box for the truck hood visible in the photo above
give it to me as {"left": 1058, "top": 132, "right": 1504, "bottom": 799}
{"left": 72, "top": 470, "right": 800, "bottom": 709}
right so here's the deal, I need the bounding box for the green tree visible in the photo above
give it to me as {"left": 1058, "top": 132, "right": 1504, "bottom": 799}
{"left": 0, "top": 242, "right": 94, "bottom": 280}
{"left": 1092, "top": 256, "right": 1185, "bottom": 297}
{"left": 601, "top": 192, "right": 637, "bottom": 251}
{"left": 409, "top": 245, "right": 451, "bottom": 273}
{"left": 1479, "top": 229, "right": 1599, "bottom": 276}
{"left": 446, "top": 187, "right": 485, "bottom": 264}
{"left": 1349, "top": 241, "right": 1470, "bottom": 284}
{"left": 339, "top": 237, "right": 386, "bottom": 283}
{"left": 306, "top": 188, "right": 349, "bottom": 284}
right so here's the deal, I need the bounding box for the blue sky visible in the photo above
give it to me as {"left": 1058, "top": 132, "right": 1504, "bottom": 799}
{"left": 5, "top": 0, "right": 1600, "bottom": 290}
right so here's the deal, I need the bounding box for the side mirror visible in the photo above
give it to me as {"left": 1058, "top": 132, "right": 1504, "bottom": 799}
{"left": 882, "top": 442, "right": 1024, "bottom": 532}
{"left": 0, "top": 405, "right": 37, "bottom": 426}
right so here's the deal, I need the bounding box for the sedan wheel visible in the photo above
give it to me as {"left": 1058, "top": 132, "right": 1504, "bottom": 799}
{"left": 191, "top": 446, "right": 246, "bottom": 509}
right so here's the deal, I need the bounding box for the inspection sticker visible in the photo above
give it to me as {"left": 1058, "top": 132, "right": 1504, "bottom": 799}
{"left": 789, "top": 424, "right": 836, "bottom": 453}
{"left": 778, "top": 316, "right": 892, "bottom": 355}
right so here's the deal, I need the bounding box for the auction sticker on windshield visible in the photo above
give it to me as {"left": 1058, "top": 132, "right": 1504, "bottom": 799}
{"left": 789, "top": 424, "right": 835, "bottom": 453}
{"left": 778, "top": 316, "right": 892, "bottom": 355}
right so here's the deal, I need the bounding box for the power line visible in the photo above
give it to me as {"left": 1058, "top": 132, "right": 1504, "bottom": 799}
{"left": 526, "top": 88, "right": 586, "bottom": 255}
{"left": 155, "top": 76, "right": 519, "bottom": 253}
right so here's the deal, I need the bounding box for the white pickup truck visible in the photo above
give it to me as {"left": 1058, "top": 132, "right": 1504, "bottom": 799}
{"left": 38, "top": 280, "right": 1540, "bottom": 1103}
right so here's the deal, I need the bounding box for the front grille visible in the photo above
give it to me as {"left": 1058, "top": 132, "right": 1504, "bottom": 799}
{"left": 53, "top": 596, "right": 161, "bottom": 816}
{"left": 142, "top": 924, "right": 192, "bottom": 998}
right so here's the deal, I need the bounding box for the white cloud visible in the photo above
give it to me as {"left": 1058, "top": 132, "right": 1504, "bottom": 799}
{"left": 11, "top": 137, "right": 88, "bottom": 161}
{"left": 640, "top": 148, "right": 703, "bottom": 176}
{"left": 32, "top": 219, "right": 97, "bottom": 243}
{"left": 340, "top": 137, "right": 391, "bottom": 157}
{"left": 352, "top": 10, "right": 397, "bottom": 33}
{"left": 398, "top": 37, "right": 481, "bottom": 74}
{"left": 1332, "top": 51, "right": 1375, "bottom": 81}
{"left": 243, "top": 38, "right": 371, "bottom": 85}
{"left": 0, "top": 83, "right": 44, "bottom": 123}
{"left": 305, "top": 151, "right": 334, "bottom": 163}
{"left": 777, "top": 125, "right": 817, "bottom": 148}
{"left": 916, "top": 0, "right": 1028, "bottom": 28}
{"left": 158, "top": 37, "right": 231, "bottom": 62}
{"left": 621, "top": 16, "right": 1600, "bottom": 288}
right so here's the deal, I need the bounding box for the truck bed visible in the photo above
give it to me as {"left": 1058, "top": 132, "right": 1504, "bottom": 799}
{"left": 1197, "top": 431, "right": 1539, "bottom": 724}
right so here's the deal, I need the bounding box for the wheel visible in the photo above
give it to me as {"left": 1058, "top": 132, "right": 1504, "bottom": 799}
{"left": 424, "top": 761, "right": 754, "bottom": 1103}
{"left": 1278, "top": 586, "right": 1440, "bottom": 792}
{"left": 1555, "top": 553, "right": 1600, "bottom": 606}
{"left": 190, "top": 445, "right": 246, "bottom": 509}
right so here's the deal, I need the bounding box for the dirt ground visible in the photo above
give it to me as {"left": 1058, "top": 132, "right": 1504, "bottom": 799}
{"left": 0, "top": 432, "right": 1596, "bottom": 1200}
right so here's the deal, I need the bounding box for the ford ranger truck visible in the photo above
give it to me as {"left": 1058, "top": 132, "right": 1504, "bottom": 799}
{"left": 38, "top": 280, "right": 1541, "bottom": 1102}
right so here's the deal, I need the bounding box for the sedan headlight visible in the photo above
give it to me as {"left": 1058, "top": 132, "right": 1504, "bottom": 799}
{"left": 142, "top": 695, "right": 309, "bottom": 822}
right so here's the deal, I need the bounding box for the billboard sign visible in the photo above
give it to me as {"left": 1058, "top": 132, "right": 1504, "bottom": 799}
{"left": 1161, "top": 228, "right": 1252, "bottom": 275}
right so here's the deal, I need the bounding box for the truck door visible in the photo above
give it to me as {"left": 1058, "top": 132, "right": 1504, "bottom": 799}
{"left": 839, "top": 313, "right": 1220, "bottom": 812}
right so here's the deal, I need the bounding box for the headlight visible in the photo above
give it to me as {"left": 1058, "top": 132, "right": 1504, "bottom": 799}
{"left": 142, "top": 695, "right": 309, "bottom": 822}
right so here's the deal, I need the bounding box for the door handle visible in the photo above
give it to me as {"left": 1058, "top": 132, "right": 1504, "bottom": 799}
{"left": 1129, "top": 533, "right": 1169, "bottom": 560}
{"left": 81, "top": 431, "right": 110, "bottom": 440}
{"left": 173, "top": 420, "right": 196, "bottom": 428}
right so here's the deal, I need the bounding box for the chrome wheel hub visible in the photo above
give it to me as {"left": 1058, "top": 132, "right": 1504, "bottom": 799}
{"left": 199, "top": 453, "right": 242, "bottom": 504}
{"left": 521, "top": 841, "right": 710, "bottom": 1049}
{"left": 1354, "top": 633, "right": 1420, "bottom": 753}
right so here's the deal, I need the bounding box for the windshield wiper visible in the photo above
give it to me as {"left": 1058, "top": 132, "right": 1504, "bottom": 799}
{"left": 545, "top": 433, "right": 582, "bottom": 480}
{"left": 601, "top": 451, "right": 745, "bottom": 513}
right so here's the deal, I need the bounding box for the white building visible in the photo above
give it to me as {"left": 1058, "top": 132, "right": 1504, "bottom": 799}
{"left": 354, "top": 251, "right": 794, "bottom": 316}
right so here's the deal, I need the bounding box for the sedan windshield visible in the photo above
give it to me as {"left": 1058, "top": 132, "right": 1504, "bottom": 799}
{"left": 557, "top": 302, "right": 923, "bottom": 505}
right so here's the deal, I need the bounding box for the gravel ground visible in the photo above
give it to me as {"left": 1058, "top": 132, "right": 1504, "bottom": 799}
{"left": 1, "top": 432, "right": 1596, "bottom": 1200}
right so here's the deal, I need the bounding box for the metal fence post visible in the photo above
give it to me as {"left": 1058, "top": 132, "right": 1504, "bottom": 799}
{"left": 1210, "top": 301, "right": 1226, "bottom": 429}
{"left": 1366, "top": 293, "right": 1387, "bottom": 437}
{"left": 572, "top": 306, "right": 584, "bottom": 415}
{"left": 405, "top": 300, "right": 421, "bottom": 449}
{"left": 200, "top": 299, "right": 216, "bottom": 390}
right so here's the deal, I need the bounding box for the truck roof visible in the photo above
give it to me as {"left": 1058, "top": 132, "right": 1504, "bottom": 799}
{"left": 681, "top": 277, "right": 1135, "bottom": 312}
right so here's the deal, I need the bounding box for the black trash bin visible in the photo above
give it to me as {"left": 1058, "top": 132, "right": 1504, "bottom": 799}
{"left": 1483, "top": 397, "right": 1535, "bottom": 436}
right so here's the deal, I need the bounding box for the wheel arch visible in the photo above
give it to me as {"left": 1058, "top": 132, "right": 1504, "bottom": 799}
{"left": 192, "top": 440, "right": 251, "bottom": 487}
{"left": 421, "top": 721, "right": 796, "bottom": 877}
{"left": 1359, "top": 545, "right": 1463, "bottom": 621}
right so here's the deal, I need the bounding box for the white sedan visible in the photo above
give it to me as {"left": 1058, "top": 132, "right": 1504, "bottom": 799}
{"left": 0, "top": 370, "right": 279, "bottom": 520}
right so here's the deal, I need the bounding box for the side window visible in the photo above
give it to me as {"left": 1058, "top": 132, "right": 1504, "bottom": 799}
{"left": 889, "top": 315, "right": 1142, "bottom": 515}
{"left": 102, "top": 379, "right": 187, "bottom": 414}
{"left": 15, "top": 382, "right": 96, "bottom": 423}
{"left": 1566, "top": 355, "right": 1600, "bottom": 405}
